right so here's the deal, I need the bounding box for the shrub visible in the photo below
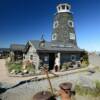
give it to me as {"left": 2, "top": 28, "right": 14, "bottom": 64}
{"left": 6, "top": 61, "right": 22, "bottom": 74}
{"left": 25, "top": 61, "right": 35, "bottom": 74}
{"left": 62, "top": 62, "right": 70, "bottom": 70}
{"left": 81, "top": 51, "right": 89, "bottom": 66}
{"left": 6, "top": 60, "right": 36, "bottom": 75}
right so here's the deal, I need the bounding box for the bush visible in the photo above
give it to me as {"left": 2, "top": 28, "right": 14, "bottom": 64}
{"left": 25, "top": 61, "right": 35, "bottom": 74}
{"left": 62, "top": 62, "right": 71, "bottom": 70}
{"left": 6, "top": 61, "right": 22, "bottom": 74}
{"left": 81, "top": 51, "right": 89, "bottom": 66}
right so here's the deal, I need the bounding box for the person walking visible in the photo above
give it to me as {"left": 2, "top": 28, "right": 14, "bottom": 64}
{"left": 54, "top": 55, "right": 60, "bottom": 72}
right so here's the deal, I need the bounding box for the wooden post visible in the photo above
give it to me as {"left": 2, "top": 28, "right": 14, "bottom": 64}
{"left": 44, "top": 67, "right": 54, "bottom": 95}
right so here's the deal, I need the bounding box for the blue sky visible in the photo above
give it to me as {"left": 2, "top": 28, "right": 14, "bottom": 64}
{"left": 0, "top": 0, "right": 100, "bottom": 51}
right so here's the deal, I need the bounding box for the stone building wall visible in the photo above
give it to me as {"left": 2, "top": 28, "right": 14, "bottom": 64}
{"left": 23, "top": 42, "right": 39, "bottom": 70}
{"left": 52, "top": 12, "right": 77, "bottom": 46}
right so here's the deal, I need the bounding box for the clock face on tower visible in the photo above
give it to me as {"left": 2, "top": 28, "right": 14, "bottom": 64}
{"left": 69, "top": 33, "right": 75, "bottom": 40}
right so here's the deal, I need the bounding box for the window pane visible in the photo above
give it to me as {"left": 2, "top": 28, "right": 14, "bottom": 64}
{"left": 30, "top": 55, "right": 33, "bottom": 60}
{"left": 62, "top": 5, "right": 65, "bottom": 9}
{"left": 58, "top": 7, "right": 60, "bottom": 10}
{"left": 67, "top": 6, "right": 69, "bottom": 10}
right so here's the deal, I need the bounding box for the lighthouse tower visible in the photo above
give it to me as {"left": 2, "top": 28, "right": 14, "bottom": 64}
{"left": 52, "top": 3, "right": 77, "bottom": 47}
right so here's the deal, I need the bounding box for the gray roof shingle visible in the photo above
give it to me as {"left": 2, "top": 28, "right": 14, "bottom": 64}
{"left": 10, "top": 44, "right": 25, "bottom": 51}
{"left": 30, "top": 40, "right": 84, "bottom": 52}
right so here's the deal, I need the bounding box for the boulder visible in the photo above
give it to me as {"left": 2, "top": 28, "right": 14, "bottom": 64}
{"left": 88, "top": 64, "right": 96, "bottom": 73}
{"left": 10, "top": 69, "right": 15, "bottom": 74}
{"left": 77, "top": 76, "right": 96, "bottom": 89}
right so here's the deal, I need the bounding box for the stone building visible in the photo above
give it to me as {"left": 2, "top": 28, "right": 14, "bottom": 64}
{"left": 24, "top": 3, "right": 84, "bottom": 71}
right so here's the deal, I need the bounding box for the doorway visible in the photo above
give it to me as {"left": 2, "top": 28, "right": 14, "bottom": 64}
{"left": 49, "top": 53, "right": 55, "bottom": 70}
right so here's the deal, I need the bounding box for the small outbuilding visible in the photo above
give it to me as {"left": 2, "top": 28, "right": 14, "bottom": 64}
{"left": 10, "top": 44, "right": 25, "bottom": 61}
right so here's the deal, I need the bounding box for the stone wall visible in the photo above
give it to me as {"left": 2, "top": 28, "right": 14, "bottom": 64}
{"left": 24, "top": 42, "right": 39, "bottom": 71}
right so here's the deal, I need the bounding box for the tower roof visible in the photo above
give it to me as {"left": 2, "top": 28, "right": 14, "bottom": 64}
{"left": 57, "top": 3, "right": 71, "bottom": 13}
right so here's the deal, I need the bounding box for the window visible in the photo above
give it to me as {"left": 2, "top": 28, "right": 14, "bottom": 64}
{"left": 44, "top": 56, "right": 48, "bottom": 61}
{"left": 69, "top": 33, "right": 75, "bottom": 40}
{"left": 68, "top": 20, "right": 74, "bottom": 27}
{"left": 23, "top": 56, "right": 25, "bottom": 59}
{"left": 70, "top": 55, "right": 76, "bottom": 61}
{"left": 62, "top": 5, "right": 65, "bottom": 10}
{"left": 67, "top": 5, "right": 69, "bottom": 10}
{"left": 39, "top": 41, "right": 45, "bottom": 48}
{"left": 58, "top": 7, "right": 60, "bottom": 10}
{"left": 53, "top": 21, "right": 59, "bottom": 28}
{"left": 52, "top": 33, "right": 57, "bottom": 40}
{"left": 30, "top": 55, "right": 33, "bottom": 60}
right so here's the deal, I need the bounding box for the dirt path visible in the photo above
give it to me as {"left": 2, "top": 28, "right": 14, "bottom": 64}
{"left": 0, "top": 59, "right": 9, "bottom": 82}
{"left": 0, "top": 59, "right": 34, "bottom": 84}
{"left": 0, "top": 59, "right": 88, "bottom": 85}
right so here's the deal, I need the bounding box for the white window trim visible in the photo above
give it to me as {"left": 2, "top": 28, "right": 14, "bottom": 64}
{"left": 69, "top": 33, "right": 75, "bottom": 40}
{"left": 52, "top": 33, "right": 57, "bottom": 40}
{"left": 57, "top": 3, "right": 71, "bottom": 13}
{"left": 68, "top": 20, "right": 74, "bottom": 28}
{"left": 70, "top": 55, "right": 76, "bottom": 61}
{"left": 53, "top": 21, "right": 59, "bottom": 29}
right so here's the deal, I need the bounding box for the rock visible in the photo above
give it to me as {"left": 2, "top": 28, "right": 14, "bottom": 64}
{"left": 76, "top": 61, "right": 81, "bottom": 67}
{"left": 22, "top": 69, "right": 28, "bottom": 74}
{"left": 36, "top": 70, "right": 41, "bottom": 74}
{"left": 77, "top": 76, "right": 96, "bottom": 89}
{"left": 73, "top": 64, "right": 78, "bottom": 69}
{"left": 88, "top": 64, "right": 95, "bottom": 73}
{"left": 10, "top": 69, "right": 15, "bottom": 74}
{"left": 60, "top": 68, "right": 66, "bottom": 72}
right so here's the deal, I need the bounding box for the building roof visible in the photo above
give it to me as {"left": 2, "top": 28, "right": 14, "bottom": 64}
{"left": 0, "top": 48, "right": 10, "bottom": 53}
{"left": 29, "top": 40, "right": 84, "bottom": 53}
{"left": 10, "top": 44, "right": 25, "bottom": 51}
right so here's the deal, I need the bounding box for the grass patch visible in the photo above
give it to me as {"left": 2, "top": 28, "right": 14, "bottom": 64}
{"left": 75, "top": 81, "right": 100, "bottom": 97}
{"left": 6, "top": 61, "right": 22, "bottom": 74}
{"left": 6, "top": 60, "right": 36, "bottom": 74}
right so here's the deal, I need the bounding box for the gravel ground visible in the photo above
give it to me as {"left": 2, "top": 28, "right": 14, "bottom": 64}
{"left": 0, "top": 54, "right": 100, "bottom": 100}
{"left": 1, "top": 71, "right": 100, "bottom": 100}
